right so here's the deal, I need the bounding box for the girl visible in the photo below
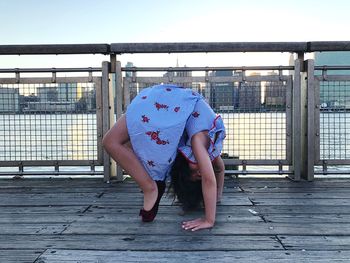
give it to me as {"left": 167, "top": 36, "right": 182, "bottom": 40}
{"left": 102, "top": 84, "right": 226, "bottom": 231}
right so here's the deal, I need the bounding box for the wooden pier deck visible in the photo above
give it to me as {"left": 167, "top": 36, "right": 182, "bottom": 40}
{"left": 1, "top": 176, "right": 350, "bottom": 262}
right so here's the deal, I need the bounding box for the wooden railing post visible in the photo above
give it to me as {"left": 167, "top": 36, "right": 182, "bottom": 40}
{"left": 102, "top": 61, "right": 112, "bottom": 182}
{"left": 305, "top": 59, "right": 316, "bottom": 181}
{"left": 114, "top": 60, "right": 124, "bottom": 181}
{"left": 290, "top": 58, "right": 302, "bottom": 181}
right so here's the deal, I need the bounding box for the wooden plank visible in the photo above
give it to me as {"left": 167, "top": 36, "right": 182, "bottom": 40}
{"left": 0, "top": 193, "right": 252, "bottom": 206}
{"left": 0, "top": 187, "right": 116, "bottom": 194}
{"left": 37, "top": 250, "right": 350, "bottom": 263}
{"left": 1, "top": 177, "right": 349, "bottom": 188}
{"left": 0, "top": 235, "right": 281, "bottom": 251}
{"left": 0, "top": 44, "right": 109, "bottom": 55}
{"left": 265, "top": 214, "right": 350, "bottom": 223}
{"left": 278, "top": 235, "right": 350, "bottom": 251}
{"left": 247, "top": 192, "right": 350, "bottom": 199}
{"left": 0, "top": 193, "right": 101, "bottom": 206}
{"left": 236, "top": 178, "right": 350, "bottom": 188}
{"left": 0, "top": 223, "right": 67, "bottom": 235}
{"left": 0, "top": 249, "right": 43, "bottom": 263}
{"left": 110, "top": 42, "right": 308, "bottom": 53}
{"left": 100, "top": 193, "right": 252, "bottom": 206}
{"left": 0, "top": 214, "right": 79, "bottom": 224}
{"left": 0, "top": 178, "right": 107, "bottom": 187}
{"left": 242, "top": 187, "right": 350, "bottom": 193}
{"left": 87, "top": 205, "right": 257, "bottom": 216}
{"left": 62, "top": 222, "right": 350, "bottom": 236}
{"left": 0, "top": 206, "right": 88, "bottom": 214}
{"left": 256, "top": 205, "right": 350, "bottom": 214}
{"left": 250, "top": 198, "right": 350, "bottom": 206}
{"left": 0, "top": 212, "right": 262, "bottom": 224}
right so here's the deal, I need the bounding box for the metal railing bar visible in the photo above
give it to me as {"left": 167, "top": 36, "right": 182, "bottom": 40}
{"left": 225, "top": 170, "right": 293, "bottom": 174}
{"left": 124, "top": 75, "right": 290, "bottom": 84}
{"left": 314, "top": 170, "right": 350, "bottom": 175}
{"left": 121, "top": 66, "right": 294, "bottom": 72}
{"left": 0, "top": 171, "right": 104, "bottom": 176}
{"left": 0, "top": 67, "right": 102, "bottom": 73}
{"left": 0, "top": 76, "right": 101, "bottom": 84}
{"left": 315, "top": 66, "right": 350, "bottom": 70}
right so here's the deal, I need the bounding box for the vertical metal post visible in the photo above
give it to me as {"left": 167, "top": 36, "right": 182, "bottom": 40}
{"left": 306, "top": 59, "right": 315, "bottom": 181}
{"left": 115, "top": 60, "right": 124, "bottom": 181}
{"left": 102, "top": 61, "right": 111, "bottom": 182}
{"left": 290, "top": 59, "right": 302, "bottom": 181}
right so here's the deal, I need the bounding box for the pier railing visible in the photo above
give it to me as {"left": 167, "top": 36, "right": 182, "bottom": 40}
{"left": 1, "top": 42, "right": 350, "bottom": 181}
{"left": 0, "top": 67, "right": 106, "bottom": 176}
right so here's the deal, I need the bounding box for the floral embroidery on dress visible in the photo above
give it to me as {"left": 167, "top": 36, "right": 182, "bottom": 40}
{"left": 154, "top": 102, "right": 169, "bottom": 111}
{"left": 141, "top": 115, "right": 150, "bottom": 123}
{"left": 174, "top": 107, "right": 180, "bottom": 112}
{"left": 145, "top": 130, "right": 170, "bottom": 145}
{"left": 147, "top": 160, "right": 155, "bottom": 167}
{"left": 192, "top": 111, "right": 200, "bottom": 118}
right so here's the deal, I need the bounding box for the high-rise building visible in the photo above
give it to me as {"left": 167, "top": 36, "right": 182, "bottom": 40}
{"left": 315, "top": 51, "right": 350, "bottom": 110}
{"left": 210, "top": 70, "right": 236, "bottom": 111}
{"left": 238, "top": 82, "right": 261, "bottom": 111}
{"left": 263, "top": 71, "right": 286, "bottom": 110}
{"left": 315, "top": 51, "right": 350, "bottom": 75}
{"left": 0, "top": 87, "right": 19, "bottom": 112}
{"left": 264, "top": 82, "right": 286, "bottom": 110}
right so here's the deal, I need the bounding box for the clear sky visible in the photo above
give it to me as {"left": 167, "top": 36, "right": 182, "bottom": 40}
{"left": 1, "top": 0, "right": 350, "bottom": 67}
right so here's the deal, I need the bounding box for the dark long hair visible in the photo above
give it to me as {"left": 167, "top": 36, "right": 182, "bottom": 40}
{"left": 169, "top": 153, "right": 203, "bottom": 211}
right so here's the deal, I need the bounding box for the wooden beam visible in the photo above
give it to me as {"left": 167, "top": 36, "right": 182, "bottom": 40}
{"left": 111, "top": 42, "right": 308, "bottom": 53}
{"left": 0, "top": 44, "right": 110, "bottom": 55}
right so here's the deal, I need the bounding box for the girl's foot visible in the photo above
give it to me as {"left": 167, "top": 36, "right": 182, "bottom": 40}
{"left": 139, "top": 180, "right": 166, "bottom": 222}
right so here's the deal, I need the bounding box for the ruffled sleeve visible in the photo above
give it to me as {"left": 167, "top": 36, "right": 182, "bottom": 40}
{"left": 178, "top": 98, "right": 226, "bottom": 163}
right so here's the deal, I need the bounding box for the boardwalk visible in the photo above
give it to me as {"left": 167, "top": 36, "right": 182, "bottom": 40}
{"left": 1, "top": 176, "right": 350, "bottom": 262}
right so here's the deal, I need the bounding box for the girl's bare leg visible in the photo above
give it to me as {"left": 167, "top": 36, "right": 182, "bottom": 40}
{"left": 102, "top": 115, "right": 157, "bottom": 211}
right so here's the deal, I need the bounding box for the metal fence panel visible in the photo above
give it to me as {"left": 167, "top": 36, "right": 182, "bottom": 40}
{"left": 123, "top": 72, "right": 292, "bottom": 171}
{"left": 0, "top": 76, "right": 103, "bottom": 171}
{"left": 315, "top": 75, "right": 350, "bottom": 165}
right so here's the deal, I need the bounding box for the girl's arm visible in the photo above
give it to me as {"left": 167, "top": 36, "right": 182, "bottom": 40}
{"left": 213, "top": 155, "right": 225, "bottom": 203}
{"left": 182, "top": 131, "right": 217, "bottom": 231}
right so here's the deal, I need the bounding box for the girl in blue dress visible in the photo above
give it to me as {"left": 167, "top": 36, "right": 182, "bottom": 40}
{"left": 102, "top": 84, "right": 226, "bottom": 231}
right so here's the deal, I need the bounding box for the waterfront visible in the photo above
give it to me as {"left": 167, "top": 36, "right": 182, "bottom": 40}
{"left": 0, "top": 112, "right": 349, "bottom": 166}
{"left": 0, "top": 113, "right": 97, "bottom": 161}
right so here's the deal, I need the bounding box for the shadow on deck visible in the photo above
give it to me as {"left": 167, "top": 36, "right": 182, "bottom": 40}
{"left": 1, "top": 176, "right": 350, "bottom": 262}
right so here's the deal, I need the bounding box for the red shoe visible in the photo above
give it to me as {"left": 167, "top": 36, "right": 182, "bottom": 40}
{"left": 139, "top": 180, "right": 166, "bottom": 222}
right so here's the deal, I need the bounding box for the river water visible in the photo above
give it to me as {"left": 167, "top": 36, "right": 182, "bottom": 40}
{"left": 1, "top": 112, "right": 350, "bottom": 173}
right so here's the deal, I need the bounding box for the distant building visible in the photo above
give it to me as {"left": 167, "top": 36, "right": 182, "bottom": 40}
{"left": 37, "top": 83, "right": 79, "bottom": 102}
{"left": 264, "top": 82, "right": 286, "bottom": 110}
{"left": 210, "top": 70, "right": 236, "bottom": 111}
{"left": 238, "top": 82, "right": 261, "bottom": 111}
{"left": 0, "top": 87, "right": 19, "bottom": 113}
{"left": 25, "top": 83, "right": 95, "bottom": 113}
{"left": 167, "top": 66, "right": 193, "bottom": 88}
{"left": 264, "top": 71, "right": 286, "bottom": 110}
{"left": 315, "top": 51, "right": 350, "bottom": 110}
{"left": 315, "top": 51, "right": 350, "bottom": 75}
{"left": 125, "top": 62, "right": 135, "bottom": 78}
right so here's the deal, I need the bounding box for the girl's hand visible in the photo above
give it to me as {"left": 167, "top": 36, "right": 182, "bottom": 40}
{"left": 182, "top": 218, "right": 214, "bottom": 232}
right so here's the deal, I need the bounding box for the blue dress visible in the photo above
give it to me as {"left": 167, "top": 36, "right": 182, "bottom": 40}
{"left": 125, "top": 84, "right": 226, "bottom": 181}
